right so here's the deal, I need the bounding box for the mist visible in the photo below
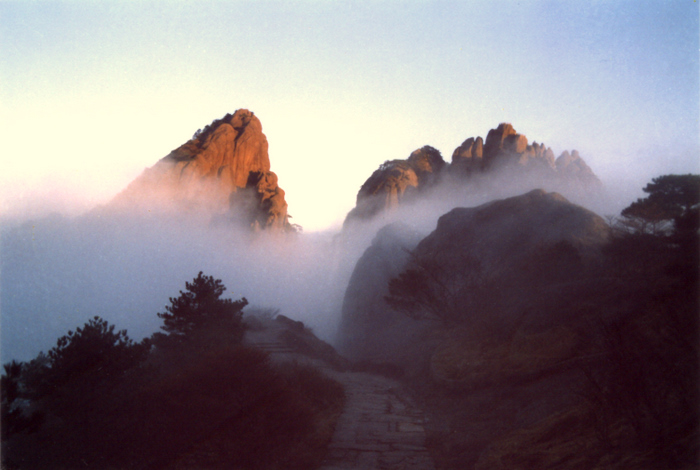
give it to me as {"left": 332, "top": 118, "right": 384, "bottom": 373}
{"left": 0, "top": 144, "right": 658, "bottom": 365}
{"left": 343, "top": 155, "right": 644, "bottom": 240}
{"left": 0, "top": 205, "right": 361, "bottom": 363}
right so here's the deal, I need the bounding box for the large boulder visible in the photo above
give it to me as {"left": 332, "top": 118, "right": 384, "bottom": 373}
{"left": 111, "top": 109, "right": 292, "bottom": 231}
{"left": 336, "top": 189, "right": 614, "bottom": 467}
{"left": 337, "top": 189, "right": 610, "bottom": 366}
{"left": 418, "top": 189, "right": 609, "bottom": 267}
{"left": 482, "top": 123, "right": 519, "bottom": 166}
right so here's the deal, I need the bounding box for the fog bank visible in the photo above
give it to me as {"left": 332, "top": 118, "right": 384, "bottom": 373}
{"left": 1, "top": 162, "right": 648, "bottom": 363}
{"left": 0, "top": 208, "right": 366, "bottom": 362}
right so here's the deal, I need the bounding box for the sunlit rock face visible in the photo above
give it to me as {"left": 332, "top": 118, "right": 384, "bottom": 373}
{"left": 476, "top": 123, "right": 601, "bottom": 188}
{"left": 344, "top": 123, "right": 601, "bottom": 226}
{"left": 482, "top": 122, "right": 519, "bottom": 166}
{"left": 451, "top": 136, "right": 484, "bottom": 174}
{"left": 344, "top": 146, "right": 445, "bottom": 224}
{"left": 337, "top": 189, "right": 610, "bottom": 366}
{"left": 111, "top": 109, "right": 292, "bottom": 231}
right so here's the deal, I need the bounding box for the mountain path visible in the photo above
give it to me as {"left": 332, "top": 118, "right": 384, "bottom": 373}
{"left": 244, "top": 322, "right": 436, "bottom": 470}
{"left": 317, "top": 369, "right": 435, "bottom": 470}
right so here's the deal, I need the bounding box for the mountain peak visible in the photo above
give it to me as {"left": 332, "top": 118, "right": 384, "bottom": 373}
{"left": 111, "top": 109, "right": 292, "bottom": 232}
{"left": 344, "top": 123, "right": 602, "bottom": 226}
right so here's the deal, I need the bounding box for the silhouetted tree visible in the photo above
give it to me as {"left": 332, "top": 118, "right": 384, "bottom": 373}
{"left": 1, "top": 360, "right": 43, "bottom": 440}
{"left": 157, "top": 271, "right": 247, "bottom": 338}
{"left": 609, "top": 174, "right": 700, "bottom": 283}
{"left": 581, "top": 175, "right": 700, "bottom": 467}
{"left": 385, "top": 249, "right": 484, "bottom": 326}
{"left": 1, "top": 361, "right": 22, "bottom": 412}
{"left": 47, "top": 316, "right": 149, "bottom": 389}
{"left": 1, "top": 318, "right": 146, "bottom": 445}
{"left": 620, "top": 174, "right": 700, "bottom": 237}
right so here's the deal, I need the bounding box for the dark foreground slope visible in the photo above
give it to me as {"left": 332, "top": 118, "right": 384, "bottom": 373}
{"left": 245, "top": 314, "right": 437, "bottom": 470}
{"left": 337, "top": 187, "right": 699, "bottom": 469}
{"left": 1, "top": 280, "right": 345, "bottom": 470}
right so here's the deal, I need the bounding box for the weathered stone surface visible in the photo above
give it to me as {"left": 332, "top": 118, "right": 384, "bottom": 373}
{"left": 406, "top": 146, "right": 445, "bottom": 176}
{"left": 344, "top": 123, "right": 601, "bottom": 226}
{"left": 483, "top": 124, "right": 559, "bottom": 172}
{"left": 555, "top": 149, "right": 601, "bottom": 186}
{"left": 344, "top": 146, "right": 445, "bottom": 224}
{"left": 528, "top": 141, "right": 556, "bottom": 168}
{"left": 417, "top": 189, "right": 609, "bottom": 273}
{"left": 318, "top": 370, "right": 435, "bottom": 470}
{"left": 237, "top": 170, "right": 290, "bottom": 231}
{"left": 483, "top": 122, "right": 518, "bottom": 166}
{"left": 503, "top": 133, "right": 528, "bottom": 154}
{"left": 336, "top": 190, "right": 614, "bottom": 468}
{"left": 336, "top": 223, "right": 424, "bottom": 363}
{"left": 175, "top": 109, "right": 270, "bottom": 189}
{"left": 451, "top": 136, "right": 483, "bottom": 173}
{"left": 338, "top": 190, "right": 610, "bottom": 367}
{"left": 111, "top": 109, "right": 292, "bottom": 231}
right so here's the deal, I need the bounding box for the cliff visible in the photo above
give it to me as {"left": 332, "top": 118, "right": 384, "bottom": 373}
{"left": 111, "top": 109, "right": 292, "bottom": 231}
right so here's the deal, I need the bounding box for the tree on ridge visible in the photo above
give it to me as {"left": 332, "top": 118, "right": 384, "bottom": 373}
{"left": 157, "top": 271, "right": 248, "bottom": 339}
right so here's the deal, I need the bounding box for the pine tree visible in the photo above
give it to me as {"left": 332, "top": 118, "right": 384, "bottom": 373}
{"left": 157, "top": 272, "right": 247, "bottom": 337}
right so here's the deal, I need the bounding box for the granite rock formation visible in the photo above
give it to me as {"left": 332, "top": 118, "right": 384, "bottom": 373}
{"left": 337, "top": 189, "right": 615, "bottom": 467}
{"left": 417, "top": 189, "right": 609, "bottom": 268}
{"left": 337, "top": 189, "right": 610, "bottom": 365}
{"left": 451, "top": 136, "right": 484, "bottom": 174}
{"left": 335, "top": 223, "right": 424, "bottom": 363}
{"left": 112, "top": 109, "right": 292, "bottom": 231}
{"left": 344, "top": 123, "right": 601, "bottom": 226}
{"left": 344, "top": 146, "right": 445, "bottom": 223}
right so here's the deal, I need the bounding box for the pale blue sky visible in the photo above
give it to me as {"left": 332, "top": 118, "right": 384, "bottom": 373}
{"left": 2, "top": 1, "right": 698, "bottom": 230}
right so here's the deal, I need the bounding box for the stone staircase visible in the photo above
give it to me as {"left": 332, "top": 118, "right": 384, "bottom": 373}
{"left": 249, "top": 340, "right": 295, "bottom": 355}
{"left": 318, "top": 371, "right": 435, "bottom": 470}
{"left": 243, "top": 316, "right": 436, "bottom": 469}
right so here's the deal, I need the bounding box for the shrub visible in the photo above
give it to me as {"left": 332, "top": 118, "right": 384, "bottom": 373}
{"left": 47, "top": 316, "right": 149, "bottom": 389}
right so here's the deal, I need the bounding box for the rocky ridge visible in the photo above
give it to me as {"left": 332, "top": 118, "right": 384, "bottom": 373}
{"left": 111, "top": 109, "right": 292, "bottom": 231}
{"left": 345, "top": 123, "right": 601, "bottom": 225}
{"left": 344, "top": 146, "right": 445, "bottom": 223}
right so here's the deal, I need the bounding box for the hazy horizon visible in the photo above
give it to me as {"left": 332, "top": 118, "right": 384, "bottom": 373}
{"left": 1, "top": 0, "right": 699, "bottom": 363}
{"left": 1, "top": 1, "right": 698, "bottom": 231}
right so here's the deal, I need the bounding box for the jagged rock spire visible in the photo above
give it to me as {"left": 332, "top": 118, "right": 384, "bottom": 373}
{"left": 112, "top": 109, "right": 293, "bottom": 232}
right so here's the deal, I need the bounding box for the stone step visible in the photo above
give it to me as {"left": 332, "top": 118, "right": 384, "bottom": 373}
{"left": 318, "top": 371, "right": 436, "bottom": 470}
{"left": 250, "top": 342, "right": 295, "bottom": 354}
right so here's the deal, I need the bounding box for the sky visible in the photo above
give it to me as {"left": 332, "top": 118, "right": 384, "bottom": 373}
{"left": 1, "top": 0, "right": 698, "bottom": 232}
